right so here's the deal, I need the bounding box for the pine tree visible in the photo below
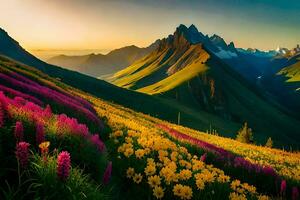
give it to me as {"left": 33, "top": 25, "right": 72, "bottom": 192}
{"left": 265, "top": 137, "right": 273, "bottom": 148}
{"left": 236, "top": 122, "right": 254, "bottom": 144}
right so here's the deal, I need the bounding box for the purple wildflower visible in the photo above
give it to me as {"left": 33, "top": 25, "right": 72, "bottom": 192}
{"left": 43, "top": 105, "right": 52, "bottom": 118}
{"left": 57, "top": 151, "right": 71, "bottom": 181}
{"left": 280, "top": 180, "right": 286, "bottom": 195}
{"left": 13, "top": 96, "right": 27, "bottom": 106}
{"left": 15, "top": 142, "right": 30, "bottom": 168}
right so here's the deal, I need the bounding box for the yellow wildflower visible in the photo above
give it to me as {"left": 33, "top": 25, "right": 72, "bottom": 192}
{"left": 147, "top": 158, "right": 155, "bottom": 165}
{"left": 148, "top": 175, "right": 161, "bottom": 188}
{"left": 179, "top": 169, "right": 192, "bottom": 180}
{"left": 173, "top": 184, "right": 183, "bottom": 197}
{"left": 231, "top": 180, "right": 241, "bottom": 190}
{"left": 196, "top": 178, "right": 205, "bottom": 190}
{"left": 145, "top": 164, "right": 156, "bottom": 176}
{"left": 229, "top": 192, "right": 247, "bottom": 200}
{"left": 217, "top": 174, "right": 230, "bottom": 183}
{"left": 125, "top": 137, "right": 133, "bottom": 143}
{"left": 133, "top": 173, "right": 143, "bottom": 184}
{"left": 242, "top": 183, "right": 256, "bottom": 194}
{"left": 135, "top": 149, "right": 145, "bottom": 159}
{"left": 171, "top": 151, "right": 178, "bottom": 162}
{"left": 39, "top": 141, "right": 50, "bottom": 154}
{"left": 126, "top": 167, "right": 135, "bottom": 178}
{"left": 123, "top": 147, "right": 134, "bottom": 157}
{"left": 173, "top": 184, "right": 193, "bottom": 200}
{"left": 192, "top": 160, "right": 204, "bottom": 171}
{"left": 258, "top": 195, "right": 270, "bottom": 200}
{"left": 113, "top": 130, "right": 123, "bottom": 137}
{"left": 153, "top": 186, "right": 164, "bottom": 199}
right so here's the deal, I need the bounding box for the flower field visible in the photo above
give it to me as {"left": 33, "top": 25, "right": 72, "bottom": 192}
{"left": 0, "top": 60, "right": 110, "bottom": 199}
{"left": 0, "top": 58, "right": 299, "bottom": 199}
{"left": 80, "top": 92, "right": 299, "bottom": 199}
{"left": 161, "top": 124, "right": 300, "bottom": 181}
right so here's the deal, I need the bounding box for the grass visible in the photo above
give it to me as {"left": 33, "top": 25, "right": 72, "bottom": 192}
{"left": 1, "top": 39, "right": 300, "bottom": 148}
{"left": 278, "top": 59, "right": 300, "bottom": 82}
{"left": 1, "top": 55, "right": 300, "bottom": 199}
{"left": 108, "top": 42, "right": 300, "bottom": 148}
{"left": 138, "top": 53, "right": 208, "bottom": 94}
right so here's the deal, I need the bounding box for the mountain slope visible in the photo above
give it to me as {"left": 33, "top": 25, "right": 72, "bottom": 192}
{"left": 2, "top": 54, "right": 299, "bottom": 200}
{"left": 278, "top": 55, "right": 300, "bottom": 83}
{"left": 110, "top": 24, "right": 300, "bottom": 146}
{"left": 0, "top": 27, "right": 246, "bottom": 142}
{"left": 1, "top": 26, "right": 300, "bottom": 147}
{"left": 111, "top": 25, "right": 210, "bottom": 90}
{"left": 48, "top": 43, "right": 158, "bottom": 78}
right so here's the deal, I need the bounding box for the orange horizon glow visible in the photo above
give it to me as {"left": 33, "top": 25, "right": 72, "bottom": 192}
{"left": 0, "top": 0, "right": 299, "bottom": 52}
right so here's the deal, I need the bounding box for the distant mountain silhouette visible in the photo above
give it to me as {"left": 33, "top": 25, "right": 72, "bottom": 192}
{"left": 48, "top": 42, "right": 159, "bottom": 78}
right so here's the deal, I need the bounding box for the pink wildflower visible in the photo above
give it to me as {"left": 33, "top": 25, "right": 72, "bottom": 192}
{"left": 57, "top": 151, "right": 71, "bottom": 181}
{"left": 36, "top": 123, "right": 45, "bottom": 145}
{"left": 280, "top": 180, "right": 287, "bottom": 195}
{"left": 15, "top": 142, "right": 30, "bottom": 168}
{"left": 14, "top": 121, "right": 24, "bottom": 141}
{"left": 13, "top": 96, "right": 26, "bottom": 106}
{"left": 200, "top": 153, "right": 207, "bottom": 162}
{"left": 43, "top": 105, "right": 52, "bottom": 118}
{"left": 103, "top": 161, "right": 112, "bottom": 184}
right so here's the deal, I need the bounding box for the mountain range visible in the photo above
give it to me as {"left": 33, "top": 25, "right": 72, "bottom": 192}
{"left": 108, "top": 24, "right": 300, "bottom": 117}
{"left": 46, "top": 25, "right": 300, "bottom": 108}
{"left": 0, "top": 25, "right": 300, "bottom": 147}
{"left": 47, "top": 42, "right": 159, "bottom": 78}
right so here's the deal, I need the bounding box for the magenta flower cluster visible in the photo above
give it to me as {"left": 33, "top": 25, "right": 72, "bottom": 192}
{"left": 158, "top": 124, "right": 300, "bottom": 198}
{"left": 15, "top": 142, "right": 30, "bottom": 168}
{"left": 0, "top": 89, "right": 104, "bottom": 153}
{"left": 0, "top": 85, "right": 43, "bottom": 105}
{"left": 0, "top": 72, "right": 101, "bottom": 126}
{"left": 158, "top": 124, "right": 278, "bottom": 177}
{"left": 57, "top": 151, "right": 71, "bottom": 181}
{"left": 56, "top": 114, "right": 89, "bottom": 137}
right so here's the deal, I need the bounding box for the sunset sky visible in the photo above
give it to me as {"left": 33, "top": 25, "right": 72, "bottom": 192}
{"left": 0, "top": 0, "right": 299, "bottom": 52}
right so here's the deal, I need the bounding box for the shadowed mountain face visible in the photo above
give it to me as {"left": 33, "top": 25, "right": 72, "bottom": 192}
{"left": 47, "top": 42, "right": 159, "bottom": 78}
{"left": 110, "top": 24, "right": 300, "bottom": 146}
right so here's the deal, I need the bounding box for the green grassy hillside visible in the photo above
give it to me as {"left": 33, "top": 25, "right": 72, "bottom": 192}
{"left": 278, "top": 57, "right": 300, "bottom": 83}
{"left": 0, "top": 27, "right": 299, "bottom": 148}
{"left": 109, "top": 25, "right": 300, "bottom": 148}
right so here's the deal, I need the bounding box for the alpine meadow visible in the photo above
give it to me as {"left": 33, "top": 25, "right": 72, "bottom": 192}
{"left": 0, "top": 1, "right": 299, "bottom": 200}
